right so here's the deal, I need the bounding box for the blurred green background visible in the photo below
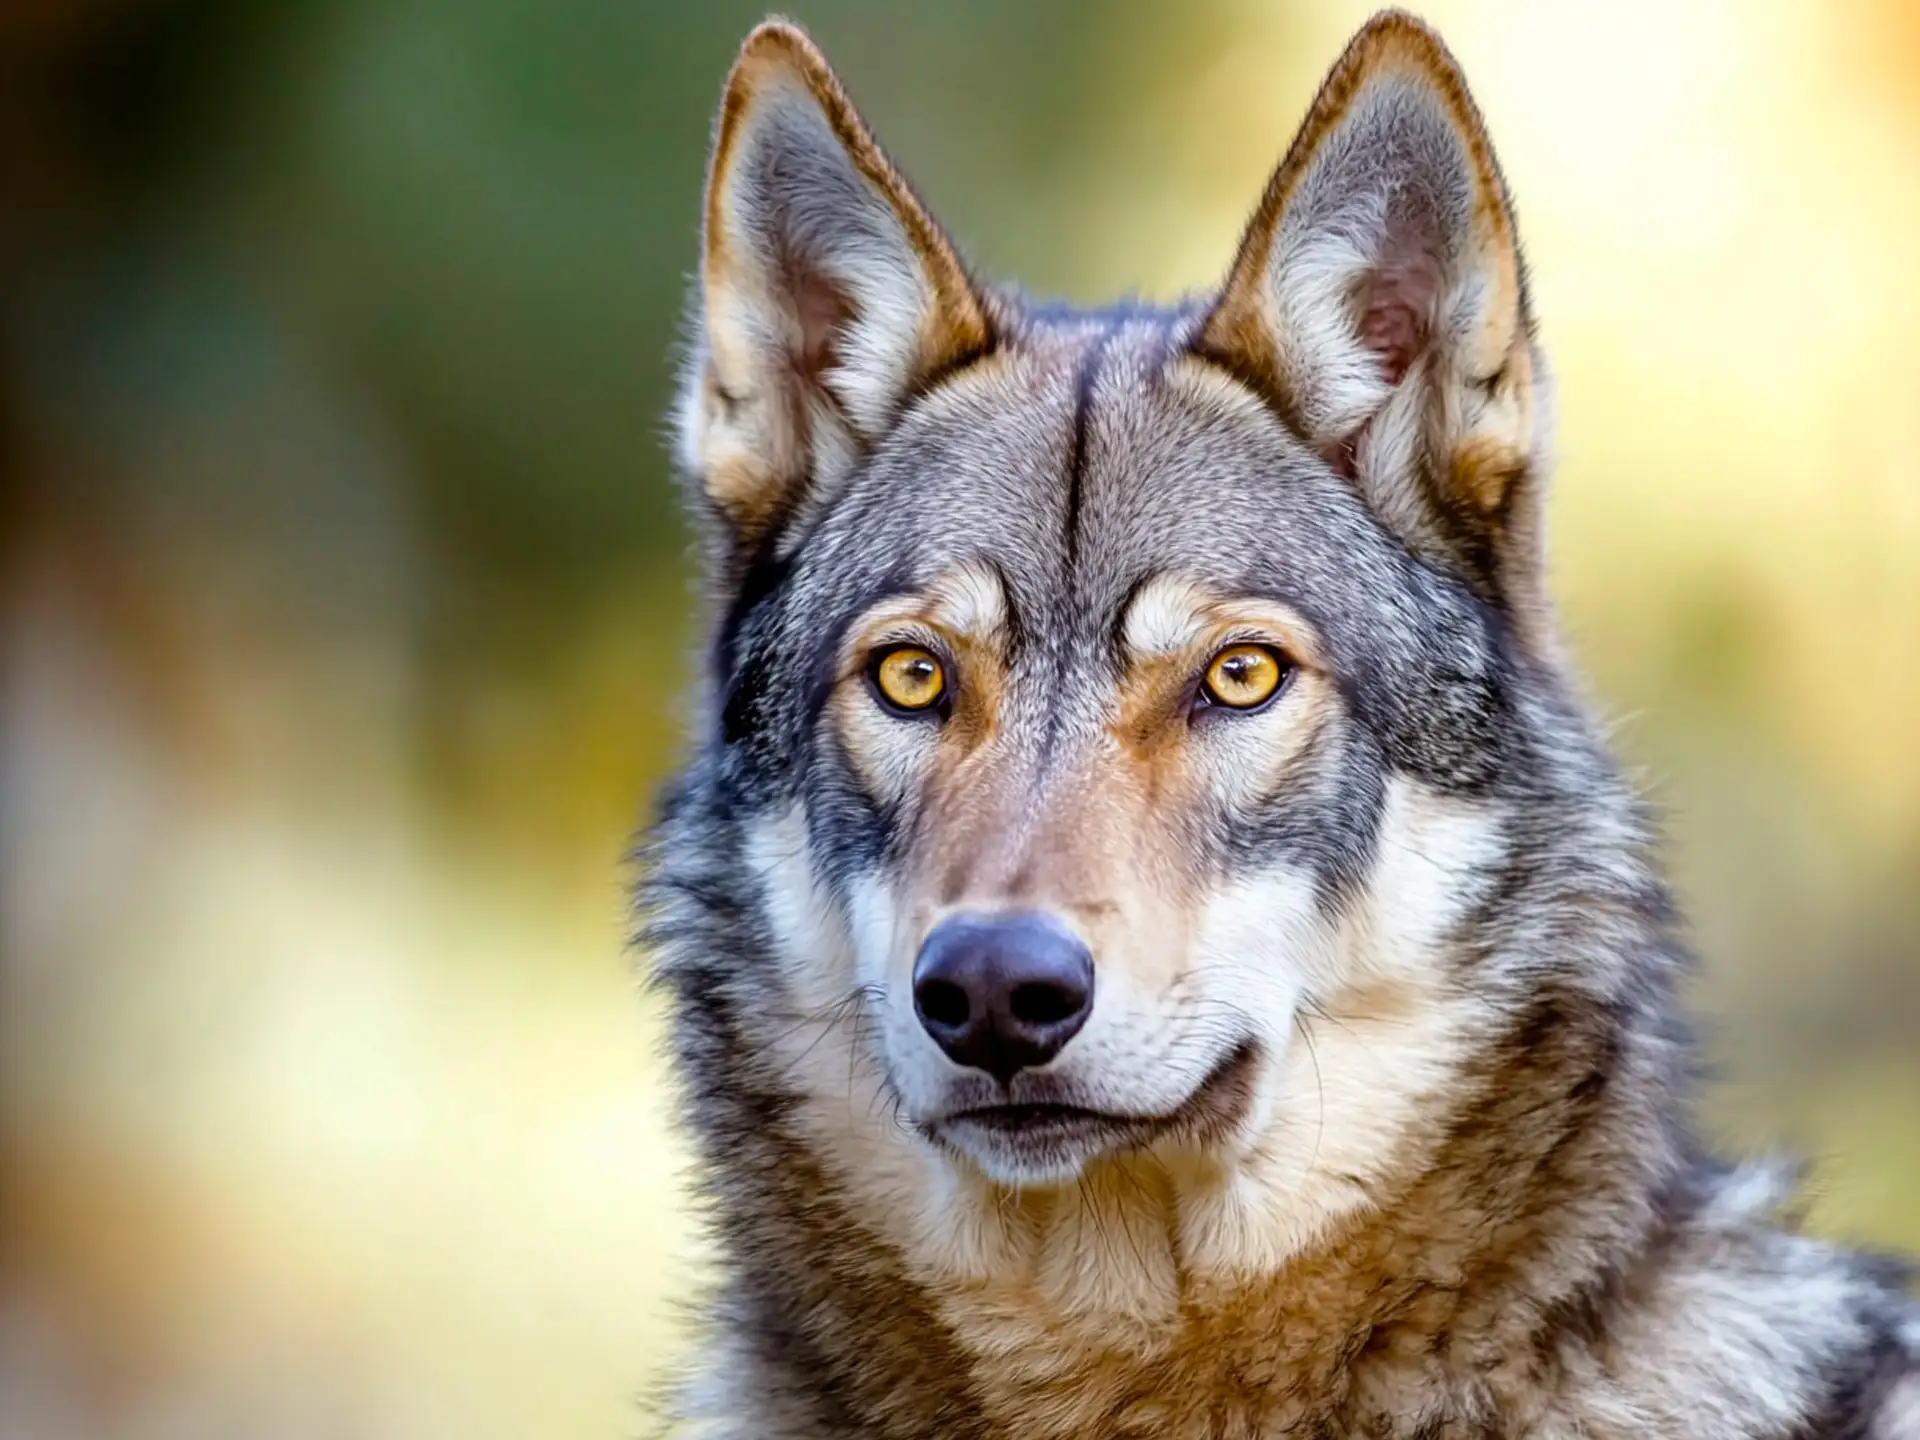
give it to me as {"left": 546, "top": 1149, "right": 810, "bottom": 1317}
{"left": 1, "top": 0, "right": 1914, "bottom": 1434}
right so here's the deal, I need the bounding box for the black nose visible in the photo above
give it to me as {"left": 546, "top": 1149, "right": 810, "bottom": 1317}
{"left": 912, "top": 912, "right": 1094, "bottom": 1085}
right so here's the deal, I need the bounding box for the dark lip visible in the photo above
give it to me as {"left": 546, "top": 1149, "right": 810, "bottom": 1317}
{"left": 932, "top": 1042, "right": 1261, "bottom": 1157}
{"left": 948, "top": 1103, "right": 1119, "bottom": 1132}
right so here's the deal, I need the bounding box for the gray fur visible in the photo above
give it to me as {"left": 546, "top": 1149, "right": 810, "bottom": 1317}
{"left": 641, "top": 12, "right": 1917, "bottom": 1437}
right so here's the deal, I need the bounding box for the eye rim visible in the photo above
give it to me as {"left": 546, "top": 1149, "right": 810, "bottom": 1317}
{"left": 865, "top": 643, "right": 951, "bottom": 718}
{"left": 1195, "top": 642, "right": 1293, "bottom": 715}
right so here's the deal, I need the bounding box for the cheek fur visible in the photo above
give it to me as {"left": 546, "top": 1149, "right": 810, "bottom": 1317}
{"left": 830, "top": 684, "right": 941, "bottom": 808}
{"left": 1192, "top": 678, "right": 1392, "bottom": 921}
{"left": 1194, "top": 669, "right": 1335, "bottom": 811}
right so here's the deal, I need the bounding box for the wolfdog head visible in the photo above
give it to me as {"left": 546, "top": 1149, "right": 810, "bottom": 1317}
{"left": 652, "top": 11, "right": 1651, "bottom": 1269}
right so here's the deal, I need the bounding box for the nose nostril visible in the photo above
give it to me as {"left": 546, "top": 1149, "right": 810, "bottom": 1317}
{"left": 1009, "top": 980, "right": 1086, "bottom": 1028}
{"left": 913, "top": 913, "right": 1095, "bottom": 1081}
{"left": 916, "top": 977, "right": 971, "bottom": 1030}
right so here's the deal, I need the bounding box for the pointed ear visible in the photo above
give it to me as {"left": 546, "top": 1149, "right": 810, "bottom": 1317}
{"left": 1196, "top": 12, "right": 1553, "bottom": 644}
{"left": 678, "top": 21, "right": 993, "bottom": 572}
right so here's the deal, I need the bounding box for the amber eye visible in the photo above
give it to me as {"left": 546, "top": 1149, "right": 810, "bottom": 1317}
{"left": 1200, "top": 644, "right": 1290, "bottom": 711}
{"left": 870, "top": 645, "right": 947, "bottom": 714}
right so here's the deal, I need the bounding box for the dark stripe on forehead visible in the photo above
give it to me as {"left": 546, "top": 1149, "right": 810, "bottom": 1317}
{"left": 1035, "top": 325, "right": 1120, "bottom": 775}
{"left": 1061, "top": 324, "right": 1119, "bottom": 574}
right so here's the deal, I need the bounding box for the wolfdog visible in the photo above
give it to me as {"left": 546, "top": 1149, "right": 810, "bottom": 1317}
{"left": 642, "top": 10, "right": 1917, "bottom": 1436}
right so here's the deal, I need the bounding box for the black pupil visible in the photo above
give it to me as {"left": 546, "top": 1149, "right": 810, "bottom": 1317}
{"left": 902, "top": 657, "right": 934, "bottom": 688}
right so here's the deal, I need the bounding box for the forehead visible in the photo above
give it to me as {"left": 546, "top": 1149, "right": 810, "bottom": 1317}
{"left": 805, "top": 310, "right": 1405, "bottom": 634}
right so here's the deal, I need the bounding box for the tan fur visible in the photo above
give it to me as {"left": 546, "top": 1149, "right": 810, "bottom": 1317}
{"left": 736, "top": 773, "right": 1512, "bottom": 1438}
{"left": 653, "top": 13, "right": 1919, "bottom": 1437}
{"left": 838, "top": 570, "right": 1333, "bottom": 921}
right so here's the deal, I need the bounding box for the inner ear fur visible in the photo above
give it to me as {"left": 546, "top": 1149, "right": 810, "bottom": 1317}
{"left": 681, "top": 21, "right": 992, "bottom": 572}
{"left": 1196, "top": 10, "right": 1553, "bottom": 647}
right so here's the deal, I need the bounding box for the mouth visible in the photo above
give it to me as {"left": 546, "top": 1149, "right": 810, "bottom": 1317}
{"left": 925, "top": 1042, "right": 1260, "bottom": 1185}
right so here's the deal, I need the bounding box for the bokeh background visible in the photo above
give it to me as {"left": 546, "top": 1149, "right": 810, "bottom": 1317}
{"left": 2, "top": 0, "right": 1915, "bottom": 1434}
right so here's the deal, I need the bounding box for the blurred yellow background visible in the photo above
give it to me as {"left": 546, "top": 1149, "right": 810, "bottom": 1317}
{"left": 2, "top": 1, "right": 1915, "bottom": 1434}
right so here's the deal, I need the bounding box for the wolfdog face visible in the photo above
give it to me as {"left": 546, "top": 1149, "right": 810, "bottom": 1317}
{"left": 661, "top": 11, "right": 1576, "bottom": 1235}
